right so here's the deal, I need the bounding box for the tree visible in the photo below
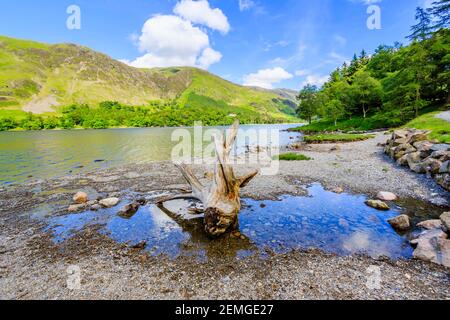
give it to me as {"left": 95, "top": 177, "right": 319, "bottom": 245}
{"left": 408, "top": 7, "right": 433, "bottom": 41}
{"left": 297, "top": 84, "right": 320, "bottom": 124}
{"left": 350, "top": 71, "right": 382, "bottom": 118}
{"left": 325, "top": 99, "right": 346, "bottom": 126}
{"left": 429, "top": 0, "right": 450, "bottom": 29}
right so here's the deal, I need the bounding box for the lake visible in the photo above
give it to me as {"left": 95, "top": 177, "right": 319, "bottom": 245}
{"left": 0, "top": 124, "right": 302, "bottom": 185}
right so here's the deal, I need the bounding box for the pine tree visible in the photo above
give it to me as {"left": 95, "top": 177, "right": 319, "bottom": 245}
{"left": 408, "top": 7, "right": 433, "bottom": 41}
{"left": 429, "top": 0, "right": 450, "bottom": 29}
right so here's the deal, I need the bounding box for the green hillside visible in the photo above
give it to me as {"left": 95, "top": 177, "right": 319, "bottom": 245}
{"left": 0, "top": 35, "right": 299, "bottom": 130}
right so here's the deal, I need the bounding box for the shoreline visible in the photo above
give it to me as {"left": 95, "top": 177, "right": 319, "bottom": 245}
{"left": 0, "top": 132, "right": 449, "bottom": 299}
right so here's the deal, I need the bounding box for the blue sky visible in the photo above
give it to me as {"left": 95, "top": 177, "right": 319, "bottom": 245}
{"left": 0, "top": 0, "right": 431, "bottom": 90}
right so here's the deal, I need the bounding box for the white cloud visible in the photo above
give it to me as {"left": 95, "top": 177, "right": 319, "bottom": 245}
{"left": 243, "top": 67, "right": 293, "bottom": 89}
{"left": 198, "top": 47, "right": 223, "bottom": 69}
{"left": 174, "top": 0, "right": 230, "bottom": 34}
{"left": 300, "top": 74, "right": 329, "bottom": 87}
{"left": 239, "top": 0, "right": 255, "bottom": 11}
{"left": 122, "top": 15, "right": 221, "bottom": 69}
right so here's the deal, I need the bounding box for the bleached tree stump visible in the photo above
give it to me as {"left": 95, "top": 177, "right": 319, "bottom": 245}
{"left": 157, "top": 120, "right": 258, "bottom": 237}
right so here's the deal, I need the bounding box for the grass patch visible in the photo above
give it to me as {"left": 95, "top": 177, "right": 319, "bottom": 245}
{"left": 304, "top": 133, "right": 375, "bottom": 143}
{"left": 402, "top": 111, "right": 449, "bottom": 143}
{"left": 274, "top": 153, "right": 312, "bottom": 161}
{"left": 290, "top": 117, "right": 393, "bottom": 133}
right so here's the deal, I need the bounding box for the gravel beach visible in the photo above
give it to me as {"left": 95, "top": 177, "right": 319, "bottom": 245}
{"left": 0, "top": 132, "right": 449, "bottom": 300}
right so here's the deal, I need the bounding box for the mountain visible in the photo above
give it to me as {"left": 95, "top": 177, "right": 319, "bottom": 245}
{"left": 0, "top": 35, "right": 298, "bottom": 123}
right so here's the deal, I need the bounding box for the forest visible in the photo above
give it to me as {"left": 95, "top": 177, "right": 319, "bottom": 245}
{"left": 296, "top": 0, "right": 449, "bottom": 132}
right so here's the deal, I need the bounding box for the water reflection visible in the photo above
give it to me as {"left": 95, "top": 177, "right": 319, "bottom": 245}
{"left": 43, "top": 184, "right": 444, "bottom": 260}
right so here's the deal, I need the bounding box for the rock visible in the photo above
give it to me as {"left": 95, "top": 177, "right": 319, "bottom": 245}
{"left": 439, "top": 160, "right": 449, "bottom": 174}
{"left": 396, "top": 155, "right": 409, "bottom": 166}
{"left": 414, "top": 141, "right": 434, "bottom": 158}
{"left": 411, "top": 229, "right": 449, "bottom": 267}
{"left": 430, "top": 144, "right": 450, "bottom": 152}
{"left": 409, "top": 162, "right": 426, "bottom": 174}
{"left": 68, "top": 203, "right": 86, "bottom": 212}
{"left": 73, "top": 191, "right": 88, "bottom": 204}
{"left": 417, "top": 219, "right": 443, "bottom": 230}
{"left": 406, "top": 130, "right": 429, "bottom": 144}
{"left": 430, "top": 150, "right": 450, "bottom": 162}
{"left": 376, "top": 191, "right": 398, "bottom": 201}
{"left": 330, "top": 145, "right": 341, "bottom": 152}
{"left": 406, "top": 152, "right": 422, "bottom": 167}
{"left": 90, "top": 204, "right": 102, "bottom": 211}
{"left": 422, "top": 157, "right": 442, "bottom": 174}
{"left": 132, "top": 241, "right": 147, "bottom": 250}
{"left": 331, "top": 187, "right": 344, "bottom": 194}
{"left": 365, "top": 200, "right": 390, "bottom": 211}
{"left": 87, "top": 200, "right": 98, "bottom": 206}
{"left": 394, "top": 144, "right": 417, "bottom": 160}
{"left": 388, "top": 215, "right": 411, "bottom": 231}
{"left": 393, "top": 130, "right": 409, "bottom": 140}
{"left": 117, "top": 203, "right": 140, "bottom": 219}
{"left": 99, "top": 197, "right": 120, "bottom": 208}
{"left": 440, "top": 212, "right": 450, "bottom": 232}
{"left": 435, "top": 173, "right": 450, "bottom": 191}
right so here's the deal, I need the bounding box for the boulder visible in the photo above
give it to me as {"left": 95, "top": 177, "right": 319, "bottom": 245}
{"left": 439, "top": 160, "right": 449, "bottom": 174}
{"left": 393, "top": 130, "right": 409, "bottom": 140}
{"left": 331, "top": 187, "right": 344, "bottom": 194}
{"left": 435, "top": 173, "right": 450, "bottom": 191}
{"left": 430, "top": 144, "right": 450, "bottom": 152}
{"left": 388, "top": 215, "right": 411, "bottom": 231}
{"left": 117, "top": 203, "right": 140, "bottom": 219}
{"left": 423, "top": 157, "right": 442, "bottom": 174}
{"left": 417, "top": 219, "right": 443, "bottom": 230}
{"left": 413, "top": 141, "right": 434, "bottom": 158}
{"left": 365, "top": 200, "right": 390, "bottom": 211}
{"left": 411, "top": 229, "right": 449, "bottom": 268}
{"left": 409, "top": 162, "right": 427, "bottom": 174}
{"left": 430, "top": 150, "right": 450, "bottom": 162}
{"left": 440, "top": 212, "right": 450, "bottom": 232}
{"left": 90, "top": 204, "right": 102, "bottom": 211}
{"left": 73, "top": 191, "right": 88, "bottom": 204}
{"left": 99, "top": 197, "right": 120, "bottom": 208}
{"left": 377, "top": 191, "right": 398, "bottom": 201}
{"left": 68, "top": 203, "right": 86, "bottom": 212}
{"left": 406, "top": 130, "right": 429, "bottom": 144}
{"left": 406, "top": 152, "right": 422, "bottom": 167}
{"left": 397, "top": 155, "right": 409, "bottom": 166}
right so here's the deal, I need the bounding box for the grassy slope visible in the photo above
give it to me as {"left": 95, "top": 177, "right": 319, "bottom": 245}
{"left": 403, "top": 111, "right": 449, "bottom": 143}
{"left": 0, "top": 35, "right": 298, "bottom": 123}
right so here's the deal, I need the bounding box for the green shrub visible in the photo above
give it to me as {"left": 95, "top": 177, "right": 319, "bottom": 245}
{"left": 274, "top": 153, "right": 312, "bottom": 161}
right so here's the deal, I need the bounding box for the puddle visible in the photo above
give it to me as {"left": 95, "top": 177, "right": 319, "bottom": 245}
{"left": 41, "top": 183, "right": 445, "bottom": 260}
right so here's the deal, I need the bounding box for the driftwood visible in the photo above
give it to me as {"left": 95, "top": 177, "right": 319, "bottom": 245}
{"left": 157, "top": 120, "right": 258, "bottom": 237}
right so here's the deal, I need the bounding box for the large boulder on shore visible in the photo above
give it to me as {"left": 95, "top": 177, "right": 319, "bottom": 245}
{"left": 441, "top": 212, "right": 450, "bottom": 232}
{"left": 411, "top": 229, "right": 450, "bottom": 268}
{"left": 417, "top": 219, "right": 443, "bottom": 230}
{"left": 365, "top": 200, "right": 390, "bottom": 211}
{"left": 99, "top": 197, "right": 120, "bottom": 208}
{"left": 388, "top": 215, "right": 411, "bottom": 231}
{"left": 377, "top": 191, "right": 398, "bottom": 201}
{"left": 73, "top": 191, "right": 88, "bottom": 204}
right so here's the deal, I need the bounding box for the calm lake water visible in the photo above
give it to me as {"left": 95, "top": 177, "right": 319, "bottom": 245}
{"left": 0, "top": 124, "right": 302, "bottom": 185}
